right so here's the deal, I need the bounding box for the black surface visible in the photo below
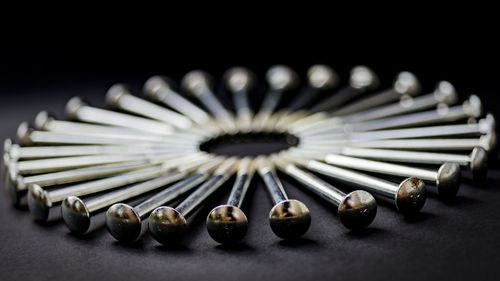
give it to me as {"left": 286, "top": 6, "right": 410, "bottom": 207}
{"left": 1, "top": 46, "right": 500, "bottom": 281}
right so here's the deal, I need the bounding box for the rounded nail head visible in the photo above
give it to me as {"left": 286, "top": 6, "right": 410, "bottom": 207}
{"left": 269, "top": 199, "right": 311, "bottom": 240}
{"left": 394, "top": 71, "right": 420, "bottom": 95}
{"left": 143, "top": 76, "right": 175, "bottom": 100}
{"left": 395, "top": 178, "right": 426, "bottom": 216}
{"left": 470, "top": 147, "right": 488, "bottom": 182}
{"left": 105, "top": 83, "right": 129, "bottom": 107}
{"left": 350, "top": 66, "right": 379, "bottom": 89}
{"left": 27, "top": 184, "right": 51, "bottom": 221}
{"left": 338, "top": 190, "right": 377, "bottom": 230}
{"left": 266, "top": 65, "right": 298, "bottom": 91}
{"left": 16, "top": 122, "right": 31, "bottom": 146}
{"left": 61, "top": 196, "right": 91, "bottom": 234}
{"left": 65, "top": 96, "right": 86, "bottom": 119}
{"left": 148, "top": 206, "right": 187, "bottom": 245}
{"left": 181, "top": 70, "right": 213, "bottom": 97}
{"left": 436, "top": 163, "right": 462, "bottom": 200}
{"left": 106, "top": 203, "right": 142, "bottom": 243}
{"left": 434, "top": 81, "right": 457, "bottom": 104}
{"left": 34, "top": 111, "right": 53, "bottom": 130}
{"left": 224, "top": 67, "right": 256, "bottom": 93}
{"left": 206, "top": 205, "right": 248, "bottom": 244}
{"left": 464, "top": 95, "right": 483, "bottom": 118}
{"left": 307, "top": 65, "right": 338, "bottom": 89}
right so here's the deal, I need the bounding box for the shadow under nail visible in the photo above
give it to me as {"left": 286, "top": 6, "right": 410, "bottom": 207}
{"left": 215, "top": 242, "right": 255, "bottom": 252}
{"left": 276, "top": 237, "right": 318, "bottom": 248}
{"left": 346, "top": 227, "right": 384, "bottom": 238}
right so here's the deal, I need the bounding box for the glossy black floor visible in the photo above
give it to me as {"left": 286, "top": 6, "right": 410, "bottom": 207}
{"left": 1, "top": 52, "right": 500, "bottom": 281}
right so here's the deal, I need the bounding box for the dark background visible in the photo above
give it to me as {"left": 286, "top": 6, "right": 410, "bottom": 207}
{"left": 1, "top": 33, "right": 500, "bottom": 281}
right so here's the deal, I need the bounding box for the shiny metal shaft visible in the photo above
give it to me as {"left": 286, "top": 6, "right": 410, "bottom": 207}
{"left": 106, "top": 84, "right": 194, "bottom": 130}
{"left": 175, "top": 157, "right": 239, "bottom": 218}
{"left": 133, "top": 159, "right": 225, "bottom": 218}
{"left": 301, "top": 114, "right": 494, "bottom": 145}
{"left": 65, "top": 97, "right": 175, "bottom": 135}
{"left": 226, "top": 157, "right": 255, "bottom": 208}
{"left": 299, "top": 95, "right": 482, "bottom": 137}
{"left": 255, "top": 156, "right": 288, "bottom": 203}
{"left": 144, "top": 76, "right": 212, "bottom": 125}
{"left": 272, "top": 156, "right": 344, "bottom": 205}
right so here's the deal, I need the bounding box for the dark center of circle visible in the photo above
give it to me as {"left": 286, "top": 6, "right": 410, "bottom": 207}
{"left": 200, "top": 132, "right": 299, "bottom": 157}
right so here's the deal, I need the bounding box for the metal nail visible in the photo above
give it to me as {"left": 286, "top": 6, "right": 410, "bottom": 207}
{"left": 206, "top": 157, "right": 255, "bottom": 244}
{"left": 9, "top": 150, "right": 186, "bottom": 175}
{"left": 61, "top": 160, "right": 206, "bottom": 234}
{"left": 300, "top": 95, "right": 483, "bottom": 138}
{"left": 223, "top": 67, "right": 256, "bottom": 132}
{"left": 252, "top": 65, "right": 299, "bottom": 131}
{"left": 313, "top": 146, "right": 488, "bottom": 182}
{"left": 5, "top": 143, "right": 182, "bottom": 161}
{"left": 300, "top": 114, "right": 496, "bottom": 144}
{"left": 7, "top": 159, "right": 167, "bottom": 205}
{"left": 272, "top": 155, "right": 376, "bottom": 230}
{"left": 106, "top": 84, "right": 210, "bottom": 138}
{"left": 299, "top": 81, "right": 457, "bottom": 134}
{"left": 332, "top": 71, "right": 421, "bottom": 116}
{"left": 291, "top": 150, "right": 460, "bottom": 200}
{"left": 255, "top": 155, "right": 311, "bottom": 240}
{"left": 272, "top": 65, "right": 338, "bottom": 131}
{"left": 65, "top": 97, "right": 176, "bottom": 136}
{"left": 181, "top": 70, "right": 237, "bottom": 133}
{"left": 27, "top": 153, "right": 209, "bottom": 221}
{"left": 148, "top": 157, "right": 239, "bottom": 245}
{"left": 17, "top": 122, "right": 199, "bottom": 148}
{"left": 143, "top": 76, "right": 212, "bottom": 125}
{"left": 309, "top": 66, "right": 379, "bottom": 113}
{"left": 106, "top": 158, "right": 225, "bottom": 242}
{"left": 283, "top": 154, "right": 426, "bottom": 216}
{"left": 300, "top": 134, "right": 496, "bottom": 154}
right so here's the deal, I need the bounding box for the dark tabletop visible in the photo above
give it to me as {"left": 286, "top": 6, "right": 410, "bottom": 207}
{"left": 1, "top": 52, "right": 500, "bottom": 281}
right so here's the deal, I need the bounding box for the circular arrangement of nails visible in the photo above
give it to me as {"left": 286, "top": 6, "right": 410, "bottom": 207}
{"left": 2, "top": 65, "right": 497, "bottom": 246}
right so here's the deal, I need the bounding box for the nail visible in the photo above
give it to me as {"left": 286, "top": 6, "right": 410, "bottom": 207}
{"left": 17, "top": 122, "right": 199, "bottom": 148}
{"left": 252, "top": 65, "right": 299, "bottom": 131}
{"left": 300, "top": 114, "right": 496, "bottom": 144}
{"left": 148, "top": 157, "right": 239, "bottom": 245}
{"left": 9, "top": 150, "right": 186, "bottom": 175}
{"left": 206, "top": 157, "right": 255, "bottom": 244}
{"left": 309, "top": 66, "right": 379, "bottom": 113}
{"left": 303, "top": 145, "right": 487, "bottom": 182}
{"left": 61, "top": 159, "right": 207, "bottom": 234}
{"left": 292, "top": 150, "right": 460, "bottom": 200}
{"left": 27, "top": 153, "right": 208, "bottom": 221}
{"left": 300, "top": 95, "right": 483, "bottom": 137}
{"left": 283, "top": 155, "right": 426, "bottom": 216}
{"left": 223, "top": 67, "right": 256, "bottom": 132}
{"left": 65, "top": 97, "right": 176, "bottom": 136}
{"left": 255, "top": 155, "right": 311, "bottom": 240}
{"left": 34, "top": 111, "right": 174, "bottom": 139}
{"left": 143, "top": 76, "right": 212, "bottom": 125}
{"left": 301, "top": 134, "right": 496, "bottom": 153}
{"left": 181, "top": 70, "right": 237, "bottom": 133}
{"left": 291, "top": 81, "right": 456, "bottom": 134}
{"left": 106, "top": 84, "right": 195, "bottom": 130}
{"left": 288, "top": 71, "right": 417, "bottom": 132}
{"left": 272, "top": 65, "right": 338, "bottom": 130}
{"left": 7, "top": 159, "right": 167, "bottom": 205}
{"left": 272, "top": 155, "right": 376, "bottom": 230}
{"left": 335, "top": 81, "right": 457, "bottom": 124}
{"left": 106, "top": 158, "right": 225, "bottom": 242}
{"left": 333, "top": 71, "right": 421, "bottom": 116}
{"left": 5, "top": 143, "right": 182, "bottom": 160}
